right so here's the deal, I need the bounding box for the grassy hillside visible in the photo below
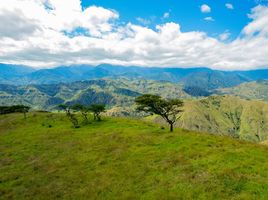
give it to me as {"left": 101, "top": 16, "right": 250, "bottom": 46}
{"left": 261, "top": 140, "right": 268, "bottom": 146}
{"left": 152, "top": 96, "right": 268, "bottom": 142}
{"left": 1, "top": 113, "right": 268, "bottom": 199}
{"left": 216, "top": 80, "right": 268, "bottom": 101}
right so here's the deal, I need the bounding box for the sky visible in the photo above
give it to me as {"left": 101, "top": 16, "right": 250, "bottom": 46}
{"left": 0, "top": 0, "right": 268, "bottom": 70}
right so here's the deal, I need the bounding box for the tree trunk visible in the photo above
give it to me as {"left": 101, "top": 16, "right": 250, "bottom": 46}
{"left": 83, "top": 113, "right": 88, "bottom": 123}
{"left": 170, "top": 123, "right": 173, "bottom": 132}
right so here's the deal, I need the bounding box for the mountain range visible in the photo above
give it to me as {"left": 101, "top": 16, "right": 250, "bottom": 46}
{"left": 1, "top": 63, "right": 268, "bottom": 93}
{"left": 0, "top": 78, "right": 191, "bottom": 110}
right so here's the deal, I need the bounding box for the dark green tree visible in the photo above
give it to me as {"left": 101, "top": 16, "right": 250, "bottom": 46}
{"left": 58, "top": 104, "right": 79, "bottom": 128}
{"left": 135, "top": 94, "right": 183, "bottom": 132}
{"left": 58, "top": 104, "right": 70, "bottom": 115}
{"left": 0, "top": 105, "right": 30, "bottom": 119}
{"left": 89, "top": 104, "right": 106, "bottom": 121}
{"left": 71, "top": 104, "right": 90, "bottom": 124}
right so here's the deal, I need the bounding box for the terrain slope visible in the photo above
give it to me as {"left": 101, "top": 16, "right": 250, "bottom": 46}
{"left": 1, "top": 113, "right": 268, "bottom": 199}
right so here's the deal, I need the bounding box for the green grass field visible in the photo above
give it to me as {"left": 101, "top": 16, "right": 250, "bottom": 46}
{"left": 1, "top": 112, "right": 268, "bottom": 200}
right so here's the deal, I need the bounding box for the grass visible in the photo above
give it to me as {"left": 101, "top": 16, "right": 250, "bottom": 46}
{"left": 1, "top": 112, "right": 268, "bottom": 200}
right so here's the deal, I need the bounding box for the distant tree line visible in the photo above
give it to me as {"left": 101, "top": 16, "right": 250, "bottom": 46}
{"left": 58, "top": 103, "right": 106, "bottom": 128}
{"left": 1, "top": 95, "right": 184, "bottom": 133}
{"left": 0, "top": 105, "right": 30, "bottom": 119}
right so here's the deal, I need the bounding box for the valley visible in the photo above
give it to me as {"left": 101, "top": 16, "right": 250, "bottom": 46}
{"left": 1, "top": 77, "right": 268, "bottom": 142}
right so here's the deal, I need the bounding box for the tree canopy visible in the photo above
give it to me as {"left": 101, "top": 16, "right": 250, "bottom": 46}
{"left": 135, "top": 94, "right": 183, "bottom": 132}
{"left": 89, "top": 104, "right": 106, "bottom": 121}
{"left": 0, "top": 105, "right": 30, "bottom": 118}
{"left": 71, "top": 104, "right": 90, "bottom": 123}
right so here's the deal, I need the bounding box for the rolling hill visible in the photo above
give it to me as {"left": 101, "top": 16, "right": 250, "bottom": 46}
{"left": 0, "top": 78, "right": 191, "bottom": 110}
{"left": 151, "top": 96, "right": 268, "bottom": 142}
{"left": 1, "top": 112, "right": 268, "bottom": 199}
{"left": 216, "top": 80, "right": 268, "bottom": 101}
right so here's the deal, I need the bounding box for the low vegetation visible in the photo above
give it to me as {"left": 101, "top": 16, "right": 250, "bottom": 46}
{"left": 1, "top": 112, "right": 268, "bottom": 199}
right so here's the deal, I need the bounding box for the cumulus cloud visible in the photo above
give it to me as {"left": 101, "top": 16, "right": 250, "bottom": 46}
{"left": 242, "top": 5, "right": 268, "bottom": 36}
{"left": 163, "top": 12, "right": 170, "bottom": 19}
{"left": 201, "top": 4, "right": 211, "bottom": 13}
{"left": 204, "top": 17, "right": 215, "bottom": 22}
{"left": 219, "top": 31, "right": 231, "bottom": 41}
{"left": 0, "top": 0, "right": 268, "bottom": 70}
{"left": 225, "top": 3, "right": 234, "bottom": 10}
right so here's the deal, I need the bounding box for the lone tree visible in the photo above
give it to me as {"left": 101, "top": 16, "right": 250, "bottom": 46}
{"left": 71, "top": 104, "right": 90, "bottom": 124}
{"left": 89, "top": 104, "right": 106, "bottom": 121}
{"left": 135, "top": 94, "right": 183, "bottom": 132}
{"left": 58, "top": 104, "right": 79, "bottom": 128}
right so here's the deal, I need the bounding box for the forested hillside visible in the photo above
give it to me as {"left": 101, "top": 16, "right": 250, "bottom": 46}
{"left": 0, "top": 79, "right": 191, "bottom": 110}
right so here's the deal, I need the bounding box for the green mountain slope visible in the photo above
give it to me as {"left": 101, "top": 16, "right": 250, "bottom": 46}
{"left": 1, "top": 113, "right": 268, "bottom": 199}
{"left": 216, "top": 80, "right": 268, "bottom": 101}
{"left": 1, "top": 79, "right": 268, "bottom": 142}
{"left": 176, "top": 96, "right": 268, "bottom": 141}
{"left": 0, "top": 79, "right": 191, "bottom": 110}
{"left": 181, "top": 70, "right": 250, "bottom": 90}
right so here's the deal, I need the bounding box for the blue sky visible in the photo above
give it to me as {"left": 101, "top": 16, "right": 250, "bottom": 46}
{"left": 0, "top": 0, "right": 268, "bottom": 70}
{"left": 82, "top": 0, "right": 263, "bottom": 39}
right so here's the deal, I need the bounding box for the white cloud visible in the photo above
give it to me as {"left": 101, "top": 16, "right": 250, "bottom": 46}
{"left": 242, "top": 5, "right": 268, "bottom": 36}
{"left": 201, "top": 4, "right": 211, "bottom": 13}
{"left": 0, "top": 1, "right": 268, "bottom": 70}
{"left": 163, "top": 12, "right": 170, "bottom": 19}
{"left": 219, "top": 31, "right": 231, "bottom": 41}
{"left": 81, "top": 6, "right": 119, "bottom": 36}
{"left": 204, "top": 17, "right": 214, "bottom": 22}
{"left": 225, "top": 3, "right": 234, "bottom": 10}
{"left": 136, "top": 17, "right": 151, "bottom": 25}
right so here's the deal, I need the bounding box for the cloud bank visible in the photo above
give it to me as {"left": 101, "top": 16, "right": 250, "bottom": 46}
{"left": 0, "top": 0, "right": 268, "bottom": 70}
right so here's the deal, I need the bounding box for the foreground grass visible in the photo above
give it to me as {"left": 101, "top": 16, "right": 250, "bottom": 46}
{"left": 1, "top": 113, "right": 268, "bottom": 200}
